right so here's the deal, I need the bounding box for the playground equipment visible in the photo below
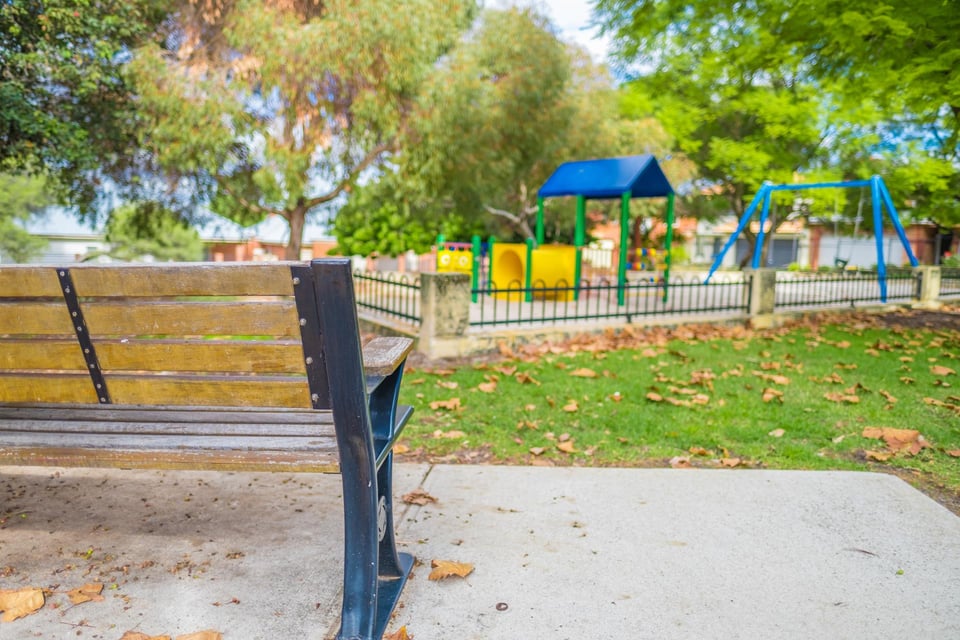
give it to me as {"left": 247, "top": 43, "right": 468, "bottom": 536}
{"left": 629, "top": 247, "right": 668, "bottom": 272}
{"left": 537, "top": 154, "right": 676, "bottom": 304}
{"left": 436, "top": 241, "right": 474, "bottom": 275}
{"left": 490, "top": 241, "right": 577, "bottom": 301}
{"left": 704, "top": 175, "right": 918, "bottom": 302}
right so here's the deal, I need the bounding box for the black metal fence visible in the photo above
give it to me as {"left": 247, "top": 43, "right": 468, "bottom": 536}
{"left": 774, "top": 270, "right": 918, "bottom": 309}
{"left": 352, "top": 270, "right": 421, "bottom": 325}
{"left": 941, "top": 268, "right": 960, "bottom": 299}
{"left": 469, "top": 275, "right": 750, "bottom": 327}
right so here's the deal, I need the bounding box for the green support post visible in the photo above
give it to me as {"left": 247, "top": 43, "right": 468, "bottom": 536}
{"left": 536, "top": 197, "right": 545, "bottom": 245}
{"left": 574, "top": 195, "right": 586, "bottom": 301}
{"left": 662, "top": 192, "right": 675, "bottom": 303}
{"left": 487, "top": 236, "right": 496, "bottom": 288}
{"left": 524, "top": 237, "right": 535, "bottom": 303}
{"left": 470, "top": 234, "right": 481, "bottom": 303}
{"left": 617, "top": 191, "right": 630, "bottom": 306}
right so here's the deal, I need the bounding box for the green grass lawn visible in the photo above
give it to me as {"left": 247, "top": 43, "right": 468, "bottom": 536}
{"left": 396, "top": 312, "right": 960, "bottom": 504}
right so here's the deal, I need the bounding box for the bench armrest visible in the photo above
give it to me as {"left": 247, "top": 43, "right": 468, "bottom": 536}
{"left": 362, "top": 337, "right": 414, "bottom": 377}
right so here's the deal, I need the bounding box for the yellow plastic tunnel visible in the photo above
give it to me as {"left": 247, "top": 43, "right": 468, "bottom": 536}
{"left": 490, "top": 243, "right": 577, "bottom": 301}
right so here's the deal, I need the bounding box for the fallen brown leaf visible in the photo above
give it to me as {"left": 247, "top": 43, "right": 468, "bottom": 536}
{"left": 824, "top": 392, "right": 860, "bottom": 404}
{"left": 879, "top": 390, "right": 898, "bottom": 404}
{"left": 556, "top": 441, "right": 577, "bottom": 454}
{"left": 720, "top": 457, "right": 742, "bottom": 468}
{"left": 0, "top": 587, "right": 44, "bottom": 622}
{"left": 432, "top": 429, "right": 466, "bottom": 439}
{"left": 569, "top": 368, "right": 598, "bottom": 378}
{"left": 477, "top": 382, "right": 497, "bottom": 393}
{"left": 120, "top": 633, "right": 172, "bottom": 640}
{"left": 393, "top": 443, "right": 410, "bottom": 455}
{"left": 176, "top": 633, "right": 223, "bottom": 640}
{"left": 562, "top": 400, "right": 579, "bottom": 413}
{"left": 646, "top": 392, "right": 664, "bottom": 402}
{"left": 762, "top": 388, "right": 784, "bottom": 403}
{"left": 429, "top": 560, "right": 474, "bottom": 581}
{"left": 529, "top": 447, "right": 545, "bottom": 456}
{"left": 768, "top": 428, "right": 786, "bottom": 438}
{"left": 66, "top": 582, "right": 104, "bottom": 605}
{"left": 932, "top": 365, "right": 956, "bottom": 376}
{"left": 384, "top": 627, "right": 413, "bottom": 640}
{"left": 862, "top": 427, "right": 931, "bottom": 455}
{"left": 865, "top": 450, "right": 892, "bottom": 462}
{"left": 402, "top": 489, "right": 438, "bottom": 506}
{"left": 436, "top": 380, "right": 459, "bottom": 390}
{"left": 946, "top": 450, "right": 960, "bottom": 458}
{"left": 669, "top": 456, "right": 692, "bottom": 469}
{"left": 514, "top": 372, "right": 541, "bottom": 386}
{"left": 429, "top": 398, "right": 461, "bottom": 411}
{"left": 688, "top": 446, "right": 712, "bottom": 456}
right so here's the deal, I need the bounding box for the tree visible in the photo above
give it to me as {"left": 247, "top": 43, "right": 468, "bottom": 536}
{"left": 0, "top": 174, "right": 50, "bottom": 263}
{"left": 402, "top": 8, "right": 625, "bottom": 242}
{"left": 128, "top": 0, "right": 477, "bottom": 259}
{"left": 94, "top": 203, "right": 204, "bottom": 262}
{"left": 0, "top": 0, "right": 169, "bottom": 210}
{"left": 595, "top": 0, "right": 960, "bottom": 231}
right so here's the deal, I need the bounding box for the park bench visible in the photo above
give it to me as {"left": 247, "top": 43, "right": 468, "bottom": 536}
{"left": 0, "top": 258, "right": 413, "bottom": 640}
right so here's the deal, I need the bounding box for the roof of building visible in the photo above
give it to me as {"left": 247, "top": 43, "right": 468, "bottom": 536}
{"left": 20, "top": 208, "right": 333, "bottom": 244}
{"left": 538, "top": 154, "right": 675, "bottom": 200}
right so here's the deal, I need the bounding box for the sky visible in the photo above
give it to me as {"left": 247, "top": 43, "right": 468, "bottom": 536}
{"left": 489, "top": 0, "right": 613, "bottom": 63}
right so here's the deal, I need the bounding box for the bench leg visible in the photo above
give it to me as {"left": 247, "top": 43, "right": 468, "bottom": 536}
{"left": 337, "top": 451, "right": 412, "bottom": 640}
{"left": 373, "top": 454, "right": 414, "bottom": 637}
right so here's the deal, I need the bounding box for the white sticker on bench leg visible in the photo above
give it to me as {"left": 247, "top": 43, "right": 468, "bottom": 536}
{"left": 377, "top": 496, "right": 387, "bottom": 542}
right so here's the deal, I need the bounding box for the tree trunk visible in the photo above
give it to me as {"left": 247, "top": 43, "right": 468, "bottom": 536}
{"left": 284, "top": 207, "right": 307, "bottom": 261}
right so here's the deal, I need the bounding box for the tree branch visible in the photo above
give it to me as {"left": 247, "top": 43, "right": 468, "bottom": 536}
{"left": 302, "top": 141, "right": 395, "bottom": 210}
{"left": 215, "top": 177, "right": 281, "bottom": 219}
{"left": 484, "top": 204, "right": 535, "bottom": 239}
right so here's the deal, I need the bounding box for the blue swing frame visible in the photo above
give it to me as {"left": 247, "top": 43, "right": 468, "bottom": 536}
{"left": 704, "top": 175, "right": 919, "bottom": 302}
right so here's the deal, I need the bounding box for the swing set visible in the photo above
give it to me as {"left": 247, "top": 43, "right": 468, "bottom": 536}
{"left": 704, "top": 175, "right": 919, "bottom": 302}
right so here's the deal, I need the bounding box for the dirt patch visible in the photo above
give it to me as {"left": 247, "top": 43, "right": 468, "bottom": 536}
{"left": 873, "top": 307, "right": 960, "bottom": 332}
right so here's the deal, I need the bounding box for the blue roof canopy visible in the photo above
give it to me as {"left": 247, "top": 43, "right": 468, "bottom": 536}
{"left": 537, "top": 154, "right": 674, "bottom": 200}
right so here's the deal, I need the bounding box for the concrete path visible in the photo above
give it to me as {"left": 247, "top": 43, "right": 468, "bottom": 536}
{"left": 1, "top": 465, "right": 958, "bottom": 639}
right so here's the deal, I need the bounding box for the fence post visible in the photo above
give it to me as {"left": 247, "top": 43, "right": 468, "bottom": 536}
{"left": 912, "top": 265, "right": 941, "bottom": 307}
{"left": 745, "top": 268, "right": 777, "bottom": 326}
{"left": 418, "top": 272, "right": 471, "bottom": 358}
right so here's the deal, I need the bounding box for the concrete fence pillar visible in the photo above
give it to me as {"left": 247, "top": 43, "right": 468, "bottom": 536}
{"left": 418, "top": 272, "right": 471, "bottom": 357}
{"left": 745, "top": 268, "right": 777, "bottom": 325}
{"left": 913, "top": 266, "right": 941, "bottom": 307}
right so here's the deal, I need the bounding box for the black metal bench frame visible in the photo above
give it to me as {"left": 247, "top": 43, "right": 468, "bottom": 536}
{"left": 0, "top": 258, "right": 412, "bottom": 640}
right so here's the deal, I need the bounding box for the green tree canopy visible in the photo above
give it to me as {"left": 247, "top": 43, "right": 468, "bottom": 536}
{"left": 0, "top": 174, "right": 50, "bottom": 263}
{"left": 97, "top": 203, "right": 204, "bottom": 262}
{"left": 401, "top": 7, "right": 625, "bottom": 242}
{"left": 0, "top": 0, "right": 168, "bottom": 210}
{"left": 129, "top": 0, "right": 477, "bottom": 259}
{"left": 595, "top": 0, "right": 960, "bottom": 227}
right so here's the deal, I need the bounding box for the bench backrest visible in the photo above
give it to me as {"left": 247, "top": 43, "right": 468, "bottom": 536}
{"left": 0, "top": 261, "right": 349, "bottom": 410}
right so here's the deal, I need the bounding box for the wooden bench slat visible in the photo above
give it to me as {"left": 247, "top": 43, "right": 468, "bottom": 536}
{"left": 0, "top": 404, "right": 331, "bottom": 423}
{"left": 0, "top": 302, "right": 76, "bottom": 335}
{"left": 362, "top": 337, "right": 415, "bottom": 377}
{"left": 105, "top": 375, "right": 311, "bottom": 407}
{"left": 69, "top": 263, "right": 297, "bottom": 297}
{"left": 0, "top": 267, "right": 63, "bottom": 298}
{"left": 0, "top": 418, "right": 335, "bottom": 437}
{"left": 0, "top": 443, "right": 340, "bottom": 473}
{"left": 0, "top": 373, "right": 100, "bottom": 403}
{"left": 84, "top": 301, "right": 301, "bottom": 338}
{"left": 0, "top": 339, "right": 88, "bottom": 370}
{"left": 96, "top": 339, "right": 306, "bottom": 373}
